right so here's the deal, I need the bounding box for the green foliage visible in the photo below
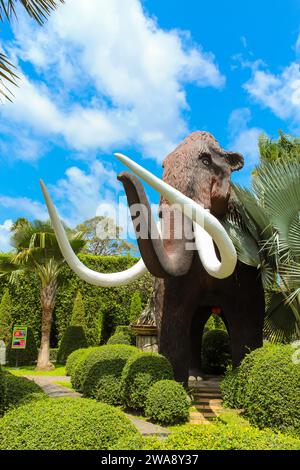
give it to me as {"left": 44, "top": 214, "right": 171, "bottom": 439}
{"left": 70, "top": 291, "right": 86, "bottom": 330}
{"left": 139, "top": 423, "right": 300, "bottom": 450}
{"left": 145, "top": 380, "right": 190, "bottom": 425}
{"left": 80, "top": 344, "right": 137, "bottom": 402}
{"left": 221, "top": 343, "right": 300, "bottom": 436}
{"left": 201, "top": 329, "right": 231, "bottom": 374}
{"left": 70, "top": 347, "right": 96, "bottom": 391}
{"left": 56, "top": 326, "right": 88, "bottom": 365}
{"left": 121, "top": 352, "right": 174, "bottom": 410}
{"left": 49, "top": 348, "right": 58, "bottom": 363}
{"left": 129, "top": 291, "right": 143, "bottom": 324}
{"left": 7, "top": 327, "right": 38, "bottom": 366}
{"left": 0, "top": 368, "right": 6, "bottom": 416}
{"left": 258, "top": 130, "right": 300, "bottom": 165}
{"left": 0, "top": 397, "right": 139, "bottom": 450}
{"left": 0, "top": 288, "right": 13, "bottom": 345}
{"left": 0, "top": 254, "right": 153, "bottom": 347}
{"left": 204, "top": 314, "right": 227, "bottom": 332}
{"left": 65, "top": 348, "right": 88, "bottom": 377}
{"left": 0, "top": 371, "right": 45, "bottom": 415}
{"left": 107, "top": 332, "right": 132, "bottom": 345}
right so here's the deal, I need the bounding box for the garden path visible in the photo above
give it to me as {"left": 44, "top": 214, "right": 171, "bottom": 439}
{"left": 189, "top": 376, "right": 226, "bottom": 424}
{"left": 24, "top": 374, "right": 170, "bottom": 437}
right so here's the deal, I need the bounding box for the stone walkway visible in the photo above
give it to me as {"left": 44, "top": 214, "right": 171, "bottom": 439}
{"left": 188, "top": 376, "right": 225, "bottom": 424}
{"left": 25, "top": 375, "right": 170, "bottom": 437}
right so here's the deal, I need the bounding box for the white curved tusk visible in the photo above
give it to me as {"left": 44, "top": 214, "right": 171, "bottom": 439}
{"left": 114, "top": 153, "right": 237, "bottom": 279}
{"left": 40, "top": 180, "right": 148, "bottom": 287}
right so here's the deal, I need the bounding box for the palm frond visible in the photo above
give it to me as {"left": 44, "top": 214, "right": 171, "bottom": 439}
{"left": 264, "top": 290, "right": 299, "bottom": 343}
{"left": 0, "top": 52, "right": 18, "bottom": 101}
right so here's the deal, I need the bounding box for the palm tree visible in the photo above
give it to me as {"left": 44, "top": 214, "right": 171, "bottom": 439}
{"left": 0, "top": 218, "right": 85, "bottom": 370}
{"left": 225, "top": 160, "right": 300, "bottom": 341}
{"left": 0, "top": 0, "right": 64, "bottom": 100}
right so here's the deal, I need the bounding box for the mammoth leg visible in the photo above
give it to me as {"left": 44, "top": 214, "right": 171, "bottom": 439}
{"left": 189, "top": 306, "right": 211, "bottom": 378}
{"left": 223, "top": 265, "right": 265, "bottom": 367}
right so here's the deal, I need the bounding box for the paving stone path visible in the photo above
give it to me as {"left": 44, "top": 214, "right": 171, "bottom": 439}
{"left": 25, "top": 375, "right": 170, "bottom": 437}
{"left": 188, "top": 376, "right": 225, "bottom": 424}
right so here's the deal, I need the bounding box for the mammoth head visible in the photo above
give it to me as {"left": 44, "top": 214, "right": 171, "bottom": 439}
{"left": 40, "top": 131, "right": 242, "bottom": 288}
{"left": 162, "top": 131, "right": 244, "bottom": 217}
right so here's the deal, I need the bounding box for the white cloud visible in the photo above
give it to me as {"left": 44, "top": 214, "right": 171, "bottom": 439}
{"left": 228, "top": 108, "right": 263, "bottom": 167}
{"left": 1, "top": 0, "right": 225, "bottom": 162}
{"left": 0, "top": 219, "right": 13, "bottom": 252}
{"left": 0, "top": 196, "right": 48, "bottom": 220}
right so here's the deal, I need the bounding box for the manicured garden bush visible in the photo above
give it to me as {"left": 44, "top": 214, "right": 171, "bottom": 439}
{"left": 57, "top": 326, "right": 88, "bottom": 364}
{"left": 70, "top": 347, "right": 96, "bottom": 391}
{"left": 0, "top": 288, "right": 13, "bottom": 345}
{"left": 107, "top": 332, "right": 132, "bottom": 345}
{"left": 129, "top": 291, "right": 143, "bottom": 324}
{"left": 66, "top": 347, "right": 88, "bottom": 377}
{"left": 80, "top": 344, "right": 138, "bottom": 403}
{"left": 201, "top": 329, "right": 231, "bottom": 374}
{"left": 7, "top": 327, "right": 38, "bottom": 366}
{"left": 0, "top": 397, "right": 139, "bottom": 450}
{"left": 0, "top": 368, "right": 6, "bottom": 416}
{"left": 222, "top": 343, "right": 300, "bottom": 436}
{"left": 145, "top": 380, "right": 190, "bottom": 425}
{"left": 121, "top": 352, "right": 174, "bottom": 410}
{"left": 49, "top": 348, "right": 58, "bottom": 363}
{"left": 0, "top": 372, "right": 45, "bottom": 414}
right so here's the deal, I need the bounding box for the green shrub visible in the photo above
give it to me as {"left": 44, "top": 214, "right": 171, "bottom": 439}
{"left": 71, "top": 347, "right": 96, "bottom": 391}
{"left": 66, "top": 347, "right": 88, "bottom": 377}
{"left": 57, "top": 326, "right": 88, "bottom": 365}
{"left": 220, "top": 366, "right": 240, "bottom": 409}
{"left": 121, "top": 352, "right": 174, "bottom": 410}
{"left": 81, "top": 344, "right": 138, "bottom": 403}
{"left": 201, "top": 329, "right": 231, "bottom": 374}
{"left": 0, "top": 368, "right": 6, "bottom": 416}
{"left": 70, "top": 291, "right": 86, "bottom": 329}
{"left": 129, "top": 291, "right": 143, "bottom": 324}
{"left": 7, "top": 327, "right": 38, "bottom": 366}
{"left": 149, "top": 423, "right": 300, "bottom": 450}
{"left": 0, "top": 289, "right": 13, "bottom": 346}
{"left": 145, "top": 380, "right": 190, "bottom": 425}
{"left": 0, "top": 372, "right": 45, "bottom": 414}
{"left": 49, "top": 348, "right": 58, "bottom": 363}
{"left": 107, "top": 332, "right": 132, "bottom": 345}
{"left": 0, "top": 398, "right": 139, "bottom": 450}
{"left": 204, "top": 314, "right": 226, "bottom": 332}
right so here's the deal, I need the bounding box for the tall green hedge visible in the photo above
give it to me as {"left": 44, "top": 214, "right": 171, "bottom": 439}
{"left": 0, "top": 254, "right": 153, "bottom": 347}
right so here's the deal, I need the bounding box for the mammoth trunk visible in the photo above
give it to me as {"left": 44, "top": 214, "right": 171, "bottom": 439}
{"left": 36, "top": 280, "right": 57, "bottom": 370}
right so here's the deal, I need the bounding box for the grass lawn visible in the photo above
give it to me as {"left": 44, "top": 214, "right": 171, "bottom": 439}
{"left": 4, "top": 365, "right": 66, "bottom": 376}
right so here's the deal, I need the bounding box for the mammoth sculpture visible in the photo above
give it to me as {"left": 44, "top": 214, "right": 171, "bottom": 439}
{"left": 41, "top": 131, "right": 265, "bottom": 384}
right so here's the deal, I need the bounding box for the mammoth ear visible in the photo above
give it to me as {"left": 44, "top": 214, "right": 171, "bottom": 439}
{"left": 225, "top": 151, "right": 244, "bottom": 171}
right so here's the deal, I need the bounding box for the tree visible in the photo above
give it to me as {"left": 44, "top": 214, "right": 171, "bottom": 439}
{"left": 70, "top": 291, "right": 86, "bottom": 329}
{"left": 129, "top": 291, "right": 142, "bottom": 325}
{"left": 258, "top": 130, "right": 300, "bottom": 164}
{"left": 0, "top": 219, "right": 85, "bottom": 370}
{"left": 0, "top": 1, "right": 64, "bottom": 100}
{"left": 0, "top": 288, "right": 13, "bottom": 345}
{"left": 76, "top": 216, "right": 135, "bottom": 256}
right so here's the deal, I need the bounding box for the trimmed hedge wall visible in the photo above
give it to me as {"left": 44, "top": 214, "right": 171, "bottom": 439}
{"left": 0, "top": 398, "right": 139, "bottom": 450}
{"left": 0, "top": 254, "right": 153, "bottom": 347}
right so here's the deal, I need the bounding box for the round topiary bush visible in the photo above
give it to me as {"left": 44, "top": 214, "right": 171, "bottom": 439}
{"left": 121, "top": 351, "right": 174, "bottom": 410}
{"left": 7, "top": 327, "right": 38, "bottom": 366}
{"left": 81, "top": 344, "right": 138, "bottom": 403}
{"left": 0, "top": 397, "right": 139, "bottom": 450}
{"left": 71, "top": 347, "right": 97, "bottom": 391}
{"left": 241, "top": 343, "right": 300, "bottom": 436}
{"left": 0, "top": 372, "right": 45, "bottom": 414}
{"left": 66, "top": 347, "right": 88, "bottom": 377}
{"left": 107, "top": 332, "right": 132, "bottom": 345}
{"left": 201, "top": 329, "right": 231, "bottom": 374}
{"left": 145, "top": 380, "right": 190, "bottom": 425}
{"left": 57, "top": 326, "right": 88, "bottom": 365}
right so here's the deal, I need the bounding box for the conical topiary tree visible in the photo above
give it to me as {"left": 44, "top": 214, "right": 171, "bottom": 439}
{"left": 57, "top": 326, "right": 88, "bottom": 365}
{"left": 129, "top": 291, "right": 142, "bottom": 325}
{"left": 70, "top": 291, "right": 86, "bottom": 329}
{"left": 0, "top": 289, "right": 13, "bottom": 346}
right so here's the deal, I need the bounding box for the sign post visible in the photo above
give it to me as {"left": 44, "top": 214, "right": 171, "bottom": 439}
{"left": 11, "top": 326, "right": 28, "bottom": 368}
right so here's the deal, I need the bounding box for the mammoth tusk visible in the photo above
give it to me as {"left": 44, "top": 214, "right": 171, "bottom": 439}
{"left": 114, "top": 153, "right": 237, "bottom": 279}
{"left": 40, "top": 180, "right": 148, "bottom": 287}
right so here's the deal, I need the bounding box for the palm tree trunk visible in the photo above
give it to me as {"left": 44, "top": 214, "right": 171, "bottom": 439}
{"left": 36, "top": 279, "right": 57, "bottom": 370}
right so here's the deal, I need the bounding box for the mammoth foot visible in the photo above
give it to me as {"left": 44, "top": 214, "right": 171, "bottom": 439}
{"left": 188, "top": 368, "right": 202, "bottom": 382}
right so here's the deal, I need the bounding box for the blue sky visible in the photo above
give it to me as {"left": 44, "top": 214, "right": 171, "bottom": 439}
{"left": 0, "top": 0, "right": 300, "bottom": 251}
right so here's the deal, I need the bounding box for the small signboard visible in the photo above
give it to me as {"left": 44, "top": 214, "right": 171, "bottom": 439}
{"left": 11, "top": 326, "right": 28, "bottom": 350}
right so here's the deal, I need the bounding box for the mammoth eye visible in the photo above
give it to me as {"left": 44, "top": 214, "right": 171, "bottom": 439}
{"left": 200, "top": 153, "right": 212, "bottom": 166}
